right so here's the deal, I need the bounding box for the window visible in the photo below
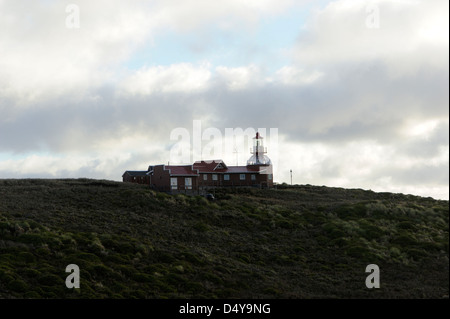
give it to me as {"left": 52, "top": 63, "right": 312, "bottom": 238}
{"left": 212, "top": 174, "right": 218, "bottom": 181}
{"left": 203, "top": 174, "right": 208, "bottom": 181}
{"left": 224, "top": 174, "right": 230, "bottom": 181}
{"left": 170, "top": 178, "right": 178, "bottom": 190}
{"left": 240, "top": 174, "right": 246, "bottom": 180}
{"left": 251, "top": 174, "right": 256, "bottom": 181}
{"left": 185, "top": 177, "right": 192, "bottom": 190}
{"left": 268, "top": 174, "right": 272, "bottom": 180}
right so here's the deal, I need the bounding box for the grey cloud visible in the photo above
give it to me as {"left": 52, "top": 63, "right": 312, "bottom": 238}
{"left": 397, "top": 123, "right": 449, "bottom": 159}
{"left": 0, "top": 0, "right": 448, "bottom": 199}
{"left": 0, "top": 89, "right": 206, "bottom": 153}
{"left": 204, "top": 60, "right": 448, "bottom": 144}
{"left": 371, "top": 162, "right": 449, "bottom": 187}
{"left": 2, "top": 57, "right": 447, "bottom": 156}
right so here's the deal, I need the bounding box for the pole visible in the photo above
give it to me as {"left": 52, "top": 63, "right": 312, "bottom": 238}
{"left": 290, "top": 169, "right": 292, "bottom": 185}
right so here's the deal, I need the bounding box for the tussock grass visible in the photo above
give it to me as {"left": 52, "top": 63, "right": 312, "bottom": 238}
{"left": 0, "top": 179, "right": 448, "bottom": 298}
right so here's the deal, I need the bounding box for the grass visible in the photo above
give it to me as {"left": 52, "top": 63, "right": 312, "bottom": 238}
{"left": 0, "top": 178, "right": 448, "bottom": 298}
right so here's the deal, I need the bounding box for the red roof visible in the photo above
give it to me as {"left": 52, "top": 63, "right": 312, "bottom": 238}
{"left": 193, "top": 160, "right": 227, "bottom": 172}
{"left": 165, "top": 165, "right": 198, "bottom": 176}
{"left": 193, "top": 160, "right": 266, "bottom": 174}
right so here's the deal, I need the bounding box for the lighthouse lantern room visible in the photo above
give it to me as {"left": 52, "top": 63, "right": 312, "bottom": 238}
{"left": 247, "top": 132, "right": 272, "bottom": 166}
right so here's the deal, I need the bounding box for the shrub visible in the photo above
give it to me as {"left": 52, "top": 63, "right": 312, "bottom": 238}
{"left": 0, "top": 270, "right": 14, "bottom": 284}
{"left": 0, "top": 179, "right": 448, "bottom": 298}
{"left": 115, "top": 265, "right": 136, "bottom": 278}
{"left": 391, "top": 235, "right": 416, "bottom": 246}
{"left": 330, "top": 237, "right": 350, "bottom": 248}
{"left": 277, "top": 220, "right": 294, "bottom": 229}
{"left": 406, "top": 248, "right": 429, "bottom": 261}
{"left": 17, "top": 234, "right": 45, "bottom": 245}
{"left": 156, "top": 192, "right": 170, "bottom": 201}
{"left": 360, "top": 224, "right": 384, "bottom": 241}
{"left": 346, "top": 245, "right": 371, "bottom": 259}
{"left": 193, "top": 222, "right": 209, "bottom": 232}
{"left": 415, "top": 241, "right": 442, "bottom": 252}
{"left": 131, "top": 272, "right": 154, "bottom": 283}
{"left": 184, "top": 281, "right": 203, "bottom": 294}
{"left": 335, "top": 203, "right": 367, "bottom": 219}
{"left": 202, "top": 272, "right": 223, "bottom": 285}
{"left": 329, "top": 229, "right": 347, "bottom": 239}
{"left": 24, "top": 269, "right": 40, "bottom": 278}
{"left": 90, "top": 264, "right": 112, "bottom": 278}
{"left": 0, "top": 221, "right": 11, "bottom": 236}
{"left": 17, "top": 252, "right": 36, "bottom": 263}
{"left": 23, "top": 291, "right": 42, "bottom": 299}
{"left": 195, "top": 196, "right": 209, "bottom": 206}
{"left": 164, "top": 272, "right": 186, "bottom": 286}
{"left": 88, "top": 237, "right": 105, "bottom": 253}
{"left": 389, "top": 247, "right": 402, "bottom": 257}
{"left": 183, "top": 253, "right": 205, "bottom": 266}
{"left": 156, "top": 251, "right": 176, "bottom": 263}
{"left": 397, "top": 221, "right": 416, "bottom": 230}
{"left": 106, "top": 254, "right": 129, "bottom": 264}
{"left": 366, "top": 202, "right": 389, "bottom": 217}
{"left": 37, "top": 274, "right": 63, "bottom": 286}
{"left": 237, "top": 253, "right": 251, "bottom": 263}
{"left": 7, "top": 279, "right": 28, "bottom": 293}
{"left": 74, "top": 252, "right": 101, "bottom": 263}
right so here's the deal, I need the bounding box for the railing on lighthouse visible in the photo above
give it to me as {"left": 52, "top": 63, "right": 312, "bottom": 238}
{"left": 247, "top": 132, "right": 272, "bottom": 166}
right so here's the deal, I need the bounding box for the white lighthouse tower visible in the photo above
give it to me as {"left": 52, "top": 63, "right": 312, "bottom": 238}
{"left": 247, "top": 132, "right": 272, "bottom": 166}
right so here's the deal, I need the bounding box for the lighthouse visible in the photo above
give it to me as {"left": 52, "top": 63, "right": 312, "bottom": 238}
{"left": 247, "top": 132, "right": 272, "bottom": 166}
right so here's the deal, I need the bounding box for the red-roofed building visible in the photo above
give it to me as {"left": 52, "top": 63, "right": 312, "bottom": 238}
{"left": 149, "top": 164, "right": 199, "bottom": 192}
{"left": 193, "top": 159, "right": 273, "bottom": 190}
{"left": 123, "top": 132, "right": 274, "bottom": 192}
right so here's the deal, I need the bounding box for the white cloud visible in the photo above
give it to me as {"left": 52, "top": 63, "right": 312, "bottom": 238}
{"left": 0, "top": 0, "right": 304, "bottom": 105}
{"left": 215, "top": 65, "right": 265, "bottom": 90}
{"left": 0, "top": 133, "right": 170, "bottom": 180}
{"left": 403, "top": 118, "right": 447, "bottom": 139}
{"left": 119, "top": 63, "right": 212, "bottom": 95}
{"left": 0, "top": 0, "right": 448, "bottom": 200}
{"left": 0, "top": 154, "right": 92, "bottom": 177}
{"left": 293, "top": 0, "right": 449, "bottom": 76}
{"left": 275, "top": 66, "right": 323, "bottom": 85}
{"left": 0, "top": 1, "right": 156, "bottom": 105}
{"left": 152, "top": 0, "right": 299, "bottom": 32}
{"left": 277, "top": 138, "right": 448, "bottom": 199}
{"left": 120, "top": 63, "right": 326, "bottom": 95}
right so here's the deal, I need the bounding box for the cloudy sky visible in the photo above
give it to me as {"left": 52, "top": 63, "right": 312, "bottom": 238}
{"left": 0, "top": 0, "right": 448, "bottom": 199}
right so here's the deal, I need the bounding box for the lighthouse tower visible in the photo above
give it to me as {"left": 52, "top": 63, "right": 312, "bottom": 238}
{"left": 247, "top": 132, "right": 272, "bottom": 166}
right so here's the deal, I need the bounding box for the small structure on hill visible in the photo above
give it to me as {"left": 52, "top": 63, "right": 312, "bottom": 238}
{"left": 122, "top": 171, "right": 150, "bottom": 184}
{"left": 122, "top": 132, "right": 273, "bottom": 193}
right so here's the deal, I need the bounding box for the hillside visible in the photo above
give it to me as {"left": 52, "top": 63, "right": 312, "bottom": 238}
{"left": 0, "top": 179, "right": 448, "bottom": 299}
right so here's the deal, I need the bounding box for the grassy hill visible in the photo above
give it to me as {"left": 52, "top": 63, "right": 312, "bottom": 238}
{"left": 0, "top": 179, "right": 448, "bottom": 299}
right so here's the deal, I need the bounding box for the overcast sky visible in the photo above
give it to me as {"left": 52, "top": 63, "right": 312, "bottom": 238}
{"left": 0, "top": 0, "right": 448, "bottom": 199}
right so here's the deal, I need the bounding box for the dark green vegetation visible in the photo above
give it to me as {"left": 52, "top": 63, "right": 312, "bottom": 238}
{"left": 0, "top": 179, "right": 448, "bottom": 299}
